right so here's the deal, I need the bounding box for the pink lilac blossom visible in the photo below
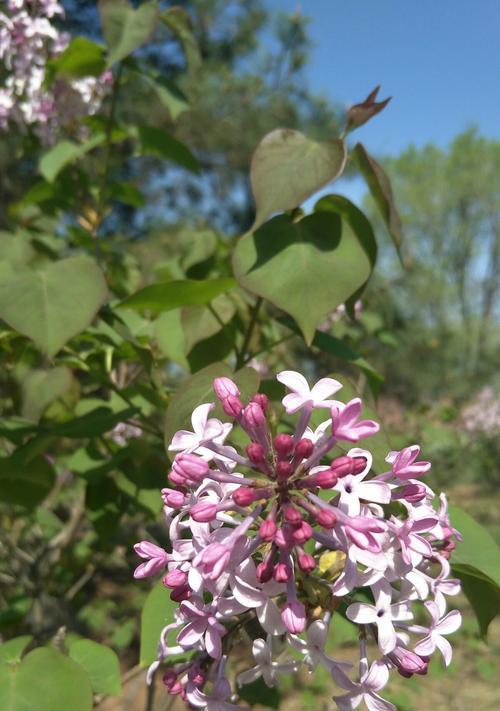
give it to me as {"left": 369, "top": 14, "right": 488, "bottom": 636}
{"left": 0, "top": 0, "right": 111, "bottom": 143}
{"left": 133, "top": 370, "right": 462, "bottom": 709}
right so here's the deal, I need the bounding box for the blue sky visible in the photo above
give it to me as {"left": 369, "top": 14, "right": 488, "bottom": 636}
{"left": 268, "top": 0, "right": 499, "bottom": 155}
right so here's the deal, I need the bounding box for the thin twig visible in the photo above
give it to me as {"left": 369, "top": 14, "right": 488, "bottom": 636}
{"left": 236, "top": 297, "right": 263, "bottom": 368}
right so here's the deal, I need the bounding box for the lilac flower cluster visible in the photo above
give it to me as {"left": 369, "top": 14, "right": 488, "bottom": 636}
{"left": 0, "top": 0, "right": 111, "bottom": 143}
{"left": 462, "top": 386, "right": 500, "bottom": 436}
{"left": 134, "top": 371, "right": 462, "bottom": 710}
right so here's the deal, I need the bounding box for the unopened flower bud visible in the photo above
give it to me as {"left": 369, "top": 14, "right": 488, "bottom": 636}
{"left": 252, "top": 393, "right": 269, "bottom": 411}
{"left": 274, "top": 562, "right": 292, "bottom": 582}
{"left": 259, "top": 519, "right": 277, "bottom": 541}
{"left": 402, "top": 483, "right": 427, "bottom": 503}
{"left": 187, "top": 664, "right": 206, "bottom": 687}
{"left": 168, "top": 470, "right": 186, "bottom": 486}
{"left": 221, "top": 394, "right": 244, "bottom": 418}
{"left": 330, "top": 455, "right": 366, "bottom": 478}
{"left": 163, "top": 569, "right": 188, "bottom": 588}
{"left": 172, "top": 453, "right": 209, "bottom": 483}
{"left": 282, "top": 600, "right": 306, "bottom": 633}
{"left": 243, "top": 401, "right": 266, "bottom": 429}
{"left": 283, "top": 504, "right": 303, "bottom": 524}
{"left": 256, "top": 559, "right": 274, "bottom": 583}
{"left": 292, "top": 521, "right": 313, "bottom": 544}
{"left": 276, "top": 460, "right": 293, "bottom": 480}
{"left": 190, "top": 501, "right": 218, "bottom": 522}
{"left": 213, "top": 376, "right": 240, "bottom": 399}
{"left": 170, "top": 584, "right": 191, "bottom": 602}
{"left": 317, "top": 509, "right": 337, "bottom": 528}
{"left": 247, "top": 442, "right": 265, "bottom": 464}
{"left": 161, "top": 489, "right": 186, "bottom": 507}
{"left": 232, "top": 486, "right": 256, "bottom": 506}
{"left": 298, "top": 552, "right": 316, "bottom": 573}
{"left": 392, "top": 647, "right": 430, "bottom": 678}
{"left": 314, "top": 469, "right": 338, "bottom": 488}
{"left": 274, "top": 433, "right": 294, "bottom": 459}
{"left": 295, "top": 438, "right": 314, "bottom": 459}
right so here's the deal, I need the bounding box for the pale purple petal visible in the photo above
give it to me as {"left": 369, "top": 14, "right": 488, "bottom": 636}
{"left": 434, "top": 634, "right": 453, "bottom": 666}
{"left": 435, "top": 609, "right": 462, "bottom": 635}
{"left": 346, "top": 603, "right": 377, "bottom": 624}
{"left": 376, "top": 616, "right": 397, "bottom": 654}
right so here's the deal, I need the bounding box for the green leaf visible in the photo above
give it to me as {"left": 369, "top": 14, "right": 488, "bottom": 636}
{"left": 50, "top": 406, "right": 138, "bottom": 438}
{"left": 250, "top": 128, "right": 347, "bottom": 231}
{"left": 279, "top": 316, "right": 384, "bottom": 397}
{"left": 455, "top": 569, "right": 500, "bottom": 637}
{"left": 154, "top": 310, "right": 188, "bottom": 368}
{"left": 69, "top": 639, "right": 121, "bottom": 696}
{"left": 99, "top": 0, "right": 159, "bottom": 67}
{"left": 233, "top": 212, "right": 372, "bottom": 345}
{"left": 47, "top": 37, "right": 106, "bottom": 79}
{"left": 140, "top": 580, "right": 178, "bottom": 666}
{"left": 39, "top": 135, "right": 105, "bottom": 182}
{"left": 182, "top": 294, "right": 235, "bottom": 353}
{"left": 135, "top": 125, "right": 199, "bottom": 173}
{"left": 160, "top": 7, "right": 201, "bottom": 73}
{"left": 0, "top": 231, "right": 34, "bottom": 266}
{"left": 352, "top": 142, "right": 405, "bottom": 265}
{"left": 21, "top": 367, "right": 74, "bottom": 423}
{"left": 164, "top": 363, "right": 260, "bottom": 450}
{"left": 0, "top": 647, "right": 93, "bottom": 711}
{"left": 140, "top": 72, "right": 189, "bottom": 121}
{"left": 0, "top": 453, "right": 55, "bottom": 509}
{"left": 0, "top": 637, "right": 33, "bottom": 664}
{"left": 449, "top": 505, "right": 500, "bottom": 587}
{"left": 0, "top": 256, "right": 107, "bottom": 358}
{"left": 119, "top": 278, "right": 235, "bottom": 315}
{"left": 239, "top": 678, "right": 282, "bottom": 708}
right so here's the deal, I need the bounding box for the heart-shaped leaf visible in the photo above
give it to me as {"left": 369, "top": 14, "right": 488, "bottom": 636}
{"left": 0, "top": 257, "right": 107, "bottom": 358}
{"left": 232, "top": 212, "right": 372, "bottom": 344}
{"left": 22, "top": 367, "right": 74, "bottom": 422}
{"left": 250, "top": 129, "right": 347, "bottom": 231}
{"left": 99, "top": 0, "right": 159, "bottom": 67}
{"left": 68, "top": 640, "right": 121, "bottom": 696}
{"left": 0, "top": 647, "right": 93, "bottom": 711}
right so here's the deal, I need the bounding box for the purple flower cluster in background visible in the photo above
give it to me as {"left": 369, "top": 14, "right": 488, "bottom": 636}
{"left": 0, "top": 0, "right": 111, "bottom": 143}
{"left": 462, "top": 386, "right": 500, "bottom": 436}
{"left": 134, "top": 371, "right": 462, "bottom": 710}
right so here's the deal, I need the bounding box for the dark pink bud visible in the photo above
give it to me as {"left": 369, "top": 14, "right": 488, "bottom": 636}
{"left": 190, "top": 501, "right": 218, "bottom": 522}
{"left": 232, "top": 486, "right": 256, "bottom": 506}
{"left": 170, "top": 584, "right": 191, "bottom": 602}
{"left": 283, "top": 504, "right": 303, "bottom": 524}
{"left": 402, "top": 483, "right": 427, "bottom": 503}
{"left": 292, "top": 521, "right": 313, "bottom": 544}
{"left": 317, "top": 509, "right": 337, "bottom": 528}
{"left": 259, "top": 519, "right": 277, "bottom": 542}
{"left": 187, "top": 664, "right": 206, "bottom": 687}
{"left": 161, "top": 489, "right": 186, "bottom": 507}
{"left": 295, "top": 438, "right": 314, "bottom": 459}
{"left": 252, "top": 393, "right": 269, "bottom": 412}
{"left": 274, "top": 433, "right": 294, "bottom": 459}
{"left": 213, "top": 376, "right": 240, "bottom": 399}
{"left": 247, "top": 442, "right": 265, "bottom": 464}
{"left": 314, "top": 469, "right": 338, "bottom": 488}
{"left": 163, "top": 569, "right": 187, "bottom": 588}
{"left": 276, "top": 461, "right": 293, "bottom": 479}
{"left": 392, "top": 647, "right": 430, "bottom": 678}
{"left": 168, "top": 470, "right": 186, "bottom": 486}
{"left": 298, "top": 552, "right": 316, "bottom": 573}
{"left": 172, "top": 453, "right": 209, "bottom": 483}
{"left": 330, "top": 455, "right": 366, "bottom": 478}
{"left": 243, "top": 401, "right": 266, "bottom": 429}
{"left": 256, "top": 559, "right": 274, "bottom": 583}
{"left": 274, "top": 562, "right": 292, "bottom": 582}
{"left": 221, "top": 394, "right": 244, "bottom": 418}
{"left": 163, "top": 670, "right": 182, "bottom": 694}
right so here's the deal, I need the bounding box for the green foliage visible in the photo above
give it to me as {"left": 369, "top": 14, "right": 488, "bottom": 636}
{"left": 233, "top": 211, "right": 372, "bottom": 344}
{"left": 0, "top": 647, "right": 93, "bottom": 711}
{"left": 119, "top": 277, "right": 235, "bottom": 314}
{"left": 47, "top": 37, "right": 106, "bottom": 80}
{"left": 99, "top": 0, "right": 159, "bottom": 67}
{"left": 250, "top": 129, "right": 346, "bottom": 230}
{"left": 0, "top": 257, "right": 107, "bottom": 357}
{"left": 140, "top": 580, "right": 178, "bottom": 666}
{"left": 68, "top": 639, "right": 121, "bottom": 696}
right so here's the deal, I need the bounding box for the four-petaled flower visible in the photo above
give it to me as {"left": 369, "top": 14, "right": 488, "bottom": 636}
{"left": 412, "top": 599, "right": 462, "bottom": 666}
{"left": 237, "top": 637, "right": 299, "bottom": 687}
{"left": 277, "top": 370, "right": 342, "bottom": 413}
{"left": 331, "top": 399, "right": 380, "bottom": 442}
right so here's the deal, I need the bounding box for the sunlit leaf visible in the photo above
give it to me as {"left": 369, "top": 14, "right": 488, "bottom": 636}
{"left": 0, "top": 257, "right": 107, "bottom": 358}
{"left": 119, "top": 278, "right": 235, "bottom": 314}
{"left": 21, "top": 367, "right": 74, "bottom": 423}
{"left": 233, "top": 213, "right": 372, "bottom": 345}
{"left": 135, "top": 125, "right": 199, "bottom": 173}
{"left": 140, "top": 580, "right": 178, "bottom": 666}
{"left": 69, "top": 639, "right": 121, "bottom": 696}
{"left": 99, "top": 0, "right": 159, "bottom": 67}
{"left": 250, "top": 128, "right": 347, "bottom": 230}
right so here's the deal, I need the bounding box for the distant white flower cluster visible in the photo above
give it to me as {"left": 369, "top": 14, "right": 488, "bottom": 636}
{"left": 462, "top": 387, "right": 500, "bottom": 436}
{"left": 0, "top": 0, "right": 111, "bottom": 143}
